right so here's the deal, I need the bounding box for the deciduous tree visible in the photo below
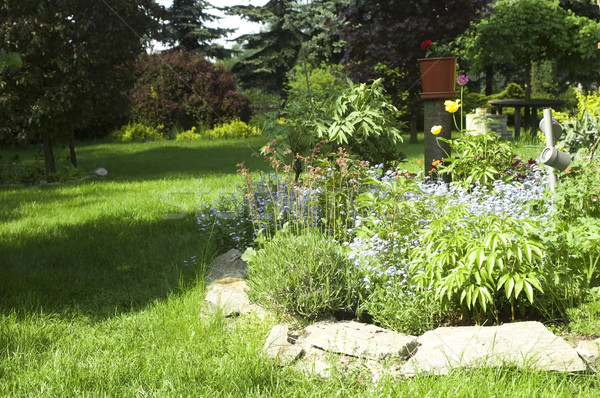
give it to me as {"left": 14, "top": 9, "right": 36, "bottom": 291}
{"left": 465, "top": 0, "right": 600, "bottom": 98}
{"left": 0, "top": 0, "right": 163, "bottom": 172}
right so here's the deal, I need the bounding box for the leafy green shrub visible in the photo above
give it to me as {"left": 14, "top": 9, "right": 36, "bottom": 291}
{"left": 112, "top": 122, "right": 163, "bottom": 142}
{"left": 538, "top": 157, "right": 600, "bottom": 318}
{"left": 410, "top": 205, "right": 544, "bottom": 323}
{"left": 204, "top": 119, "right": 261, "bottom": 139}
{"left": 261, "top": 78, "right": 405, "bottom": 176}
{"left": 0, "top": 153, "right": 86, "bottom": 185}
{"left": 435, "top": 129, "right": 517, "bottom": 188}
{"left": 559, "top": 90, "right": 600, "bottom": 152}
{"left": 130, "top": 50, "right": 251, "bottom": 131}
{"left": 462, "top": 90, "right": 491, "bottom": 114}
{"left": 489, "top": 82, "right": 525, "bottom": 100}
{"left": 286, "top": 63, "right": 342, "bottom": 97}
{"left": 244, "top": 230, "right": 361, "bottom": 320}
{"left": 175, "top": 126, "right": 202, "bottom": 141}
{"left": 360, "top": 282, "right": 443, "bottom": 336}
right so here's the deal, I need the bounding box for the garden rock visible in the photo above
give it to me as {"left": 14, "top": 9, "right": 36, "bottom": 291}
{"left": 400, "top": 321, "right": 587, "bottom": 376}
{"left": 282, "top": 320, "right": 416, "bottom": 380}
{"left": 205, "top": 249, "right": 247, "bottom": 282}
{"left": 263, "top": 324, "right": 303, "bottom": 365}
{"left": 298, "top": 320, "right": 418, "bottom": 360}
{"left": 576, "top": 338, "right": 600, "bottom": 367}
{"left": 204, "top": 249, "right": 264, "bottom": 317}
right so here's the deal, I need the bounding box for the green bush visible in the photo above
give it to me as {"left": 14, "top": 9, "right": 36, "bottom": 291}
{"left": 204, "top": 119, "right": 261, "bottom": 139}
{"left": 566, "top": 289, "right": 600, "bottom": 337}
{"left": 538, "top": 157, "right": 600, "bottom": 318}
{"left": 435, "top": 129, "right": 517, "bottom": 188}
{"left": 112, "top": 122, "right": 163, "bottom": 142}
{"left": 175, "top": 126, "right": 202, "bottom": 141}
{"left": 130, "top": 50, "right": 251, "bottom": 131}
{"left": 490, "top": 82, "right": 525, "bottom": 100}
{"left": 559, "top": 90, "right": 600, "bottom": 152}
{"left": 244, "top": 230, "right": 361, "bottom": 320}
{"left": 410, "top": 205, "right": 544, "bottom": 323}
{"left": 360, "top": 282, "right": 444, "bottom": 336}
{"left": 261, "top": 78, "right": 405, "bottom": 174}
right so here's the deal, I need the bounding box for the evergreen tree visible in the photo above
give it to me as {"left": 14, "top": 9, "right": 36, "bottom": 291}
{"left": 228, "top": 0, "right": 304, "bottom": 98}
{"left": 228, "top": 0, "right": 349, "bottom": 99}
{"left": 168, "top": 0, "right": 234, "bottom": 59}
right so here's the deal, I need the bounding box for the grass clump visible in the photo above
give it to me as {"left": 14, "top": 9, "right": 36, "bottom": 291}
{"left": 245, "top": 230, "right": 361, "bottom": 321}
{"left": 566, "top": 289, "right": 600, "bottom": 337}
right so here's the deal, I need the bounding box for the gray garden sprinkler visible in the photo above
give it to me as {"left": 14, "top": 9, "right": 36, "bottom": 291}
{"left": 539, "top": 108, "right": 571, "bottom": 191}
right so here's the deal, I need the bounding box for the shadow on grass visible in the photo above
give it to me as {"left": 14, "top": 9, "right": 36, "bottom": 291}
{"left": 0, "top": 213, "right": 217, "bottom": 319}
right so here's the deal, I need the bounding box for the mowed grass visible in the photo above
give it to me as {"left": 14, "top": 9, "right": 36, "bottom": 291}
{"left": 1, "top": 136, "right": 593, "bottom": 397}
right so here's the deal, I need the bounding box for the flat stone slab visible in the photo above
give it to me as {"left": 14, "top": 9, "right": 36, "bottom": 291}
{"left": 401, "top": 321, "right": 587, "bottom": 375}
{"left": 204, "top": 277, "right": 251, "bottom": 317}
{"left": 299, "top": 320, "right": 418, "bottom": 360}
{"left": 263, "top": 324, "right": 303, "bottom": 365}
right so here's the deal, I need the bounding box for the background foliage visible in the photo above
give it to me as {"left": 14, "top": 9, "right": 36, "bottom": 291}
{"left": 130, "top": 50, "right": 251, "bottom": 132}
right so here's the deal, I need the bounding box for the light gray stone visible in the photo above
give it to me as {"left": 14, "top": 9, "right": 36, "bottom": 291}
{"left": 204, "top": 249, "right": 259, "bottom": 317}
{"left": 263, "top": 324, "right": 303, "bottom": 365}
{"left": 576, "top": 339, "right": 600, "bottom": 365}
{"left": 401, "top": 321, "right": 587, "bottom": 376}
{"left": 204, "top": 278, "right": 251, "bottom": 317}
{"left": 299, "top": 320, "right": 418, "bottom": 360}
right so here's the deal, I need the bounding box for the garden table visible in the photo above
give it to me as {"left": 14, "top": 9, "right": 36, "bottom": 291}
{"left": 488, "top": 99, "right": 565, "bottom": 138}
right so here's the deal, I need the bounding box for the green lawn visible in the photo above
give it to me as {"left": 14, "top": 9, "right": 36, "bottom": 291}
{"left": 1, "top": 137, "right": 593, "bottom": 397}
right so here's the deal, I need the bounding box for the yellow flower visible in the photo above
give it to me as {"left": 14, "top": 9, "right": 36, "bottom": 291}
{"left": 444, "top": 99, "right": 461, "bottom": 113}
{"left": 431, "top": 125, "right": 442, "bottom": 135}
{"left": 277, "top": 117, "right": 287, "bottom": 125}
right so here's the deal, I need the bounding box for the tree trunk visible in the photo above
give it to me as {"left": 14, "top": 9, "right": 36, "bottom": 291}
{"left": 43, "top": 137, "right": 56, "bottom": 174}
{"left": 68, "top": 128, "right": 78, "bottom": 168}
{"left": 485, "top": 65, "right": 494, "bottom": 96}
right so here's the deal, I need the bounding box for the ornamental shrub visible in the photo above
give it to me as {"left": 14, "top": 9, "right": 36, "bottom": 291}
{"left": 260, "top": 78, "right": 406, "bottom": 179}
{"left": 204, "top": 119, "right": 261, "bottom": 139}
{"left": 537, "top": 156, "right": 600, "bottom": 318}
{"left": 559, "top": 90, "right": 600, "bottom": 152}
{"left": 175, "top": 126, "right": 202, "bottom": 141}
{"left": 130, "top": 50, "right": 251, "bottom": 131}
{"left": 112, "top": 122, "right": 163, "bottom": 142}
{"left": 244, "top": 230, "right": 361, "bottom": 320}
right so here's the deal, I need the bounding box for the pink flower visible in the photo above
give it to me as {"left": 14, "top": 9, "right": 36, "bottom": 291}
{"left": 457, "top": 74, "right": 469, "bottom": 86}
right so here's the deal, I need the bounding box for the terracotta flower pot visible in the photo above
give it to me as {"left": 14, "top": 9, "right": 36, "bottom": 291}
{"left": 418, "top": 57, "right": 458, "bottom": 99}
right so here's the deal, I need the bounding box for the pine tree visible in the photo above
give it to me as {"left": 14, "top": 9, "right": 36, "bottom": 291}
{"left": 228, "top": 0, "right": 304, "bottom": 98}
{"left": 169, "top": 0, "right": 233, "bottom": 59}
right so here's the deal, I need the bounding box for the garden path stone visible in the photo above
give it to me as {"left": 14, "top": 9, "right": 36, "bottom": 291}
{"left": 400, "top": 321, "right": 587, "bottom": 376}
{"left": 263, "top": 324, "right": 303, "bottom": 365}
{"left": 203, "top": 249, "right": 264, "bottom": 317}
{"left": 298, "top": 320, "right": 418, "bottom": 360}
